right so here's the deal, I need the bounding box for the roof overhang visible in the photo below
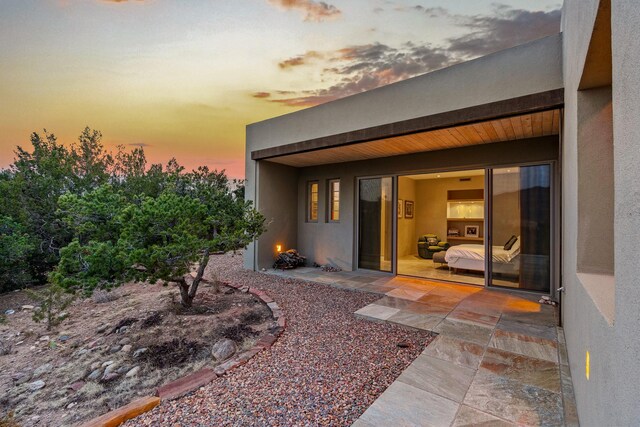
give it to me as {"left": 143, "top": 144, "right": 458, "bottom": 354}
{"left": 251, "top": 89, "right": 563, "bottom": 168}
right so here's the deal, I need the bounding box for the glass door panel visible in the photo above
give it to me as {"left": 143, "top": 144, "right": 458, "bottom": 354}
{"left": 358, "top": 177, "right": 393, "bottom": 271}
{"left": 490, "top": 165, "right": 551, "bottom": 291}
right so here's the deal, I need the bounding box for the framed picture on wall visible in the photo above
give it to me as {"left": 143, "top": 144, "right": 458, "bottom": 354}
{"left": 398, "top": 199, "right": 404, "bottom": 218}
{"left": 465, "top": 225, "right": 479, "bottom": 237}
{"left": 404, "top": 200, "right": 414, "bottom": 218}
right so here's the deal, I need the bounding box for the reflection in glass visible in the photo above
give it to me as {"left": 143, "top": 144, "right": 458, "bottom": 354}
{"left": 358, "top": 177, "right": 393, "bottom": 271}
{"left": 491, "top": 165, "right": 551, "bottom": 291}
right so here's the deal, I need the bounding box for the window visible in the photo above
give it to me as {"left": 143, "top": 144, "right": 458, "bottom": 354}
{"left": 307, "top": 181, "right": 319, "bottom": 222}
{"left": 328, "top": 179, "right": 340, "bottom": 222}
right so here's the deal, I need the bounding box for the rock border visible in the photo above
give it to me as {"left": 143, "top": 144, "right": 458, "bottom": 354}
{"left": 79, "top": 284, "right": 286, "bottom": 427}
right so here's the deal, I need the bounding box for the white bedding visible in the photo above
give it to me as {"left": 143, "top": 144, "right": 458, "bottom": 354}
{"left": 444, "top": 238, "right": 520, "bottom": 265}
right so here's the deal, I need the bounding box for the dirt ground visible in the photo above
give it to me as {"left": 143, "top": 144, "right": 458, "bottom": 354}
{"left": 0, "top": 257, "right": 274, "bottom": 427}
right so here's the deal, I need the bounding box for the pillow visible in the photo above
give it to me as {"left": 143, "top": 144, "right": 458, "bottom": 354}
{"left": 426, "top": 237, "right": 439, "bottom": 246}
{"left": 504, "top": 235, "right": 518, "bottom": 250}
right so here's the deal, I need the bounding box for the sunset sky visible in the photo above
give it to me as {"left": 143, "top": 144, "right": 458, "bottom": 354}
{"left": 0, "top": 0, "right": 562, "bottom": 178}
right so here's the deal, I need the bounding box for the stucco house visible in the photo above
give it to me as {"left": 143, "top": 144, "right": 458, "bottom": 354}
{"left": 245, "top": 0, "right": 639, "bottom": 424}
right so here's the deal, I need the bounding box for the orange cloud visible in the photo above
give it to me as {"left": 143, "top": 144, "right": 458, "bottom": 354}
{"left": 252, "top": 92, "right": 271, "bottom": 99}
{"left": 278, "top": 50, "right": 323, "bottom": 69}
{"left": 267, "top": 0, "right": 341, "bottom": 22}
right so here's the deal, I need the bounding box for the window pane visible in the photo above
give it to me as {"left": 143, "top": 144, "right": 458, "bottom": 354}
{"left": 330, "top": 180, "right": 340, "bottom": 221}
{"left": 490, "top": 165, "right": 551, "bottom": 291}
{"left": 309, "top": 182, "right": 318, "bottom": 221}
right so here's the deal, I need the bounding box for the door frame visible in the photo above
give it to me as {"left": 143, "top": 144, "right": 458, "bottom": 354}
{"left": 354, "top": 174, "right": 396, "bottom": 274}
{"left": 389, "top": 161, "right": 558, "bottom": 295}
{"left": 485, "top": 161, "right": 557, "bottom": 296}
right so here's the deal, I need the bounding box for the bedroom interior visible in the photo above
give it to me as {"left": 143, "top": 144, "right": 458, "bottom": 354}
{"left": 397, "top": 166, "right": 551, "bottom": 292}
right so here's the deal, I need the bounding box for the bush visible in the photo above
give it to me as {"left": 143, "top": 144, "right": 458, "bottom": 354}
{"left": 26, "top": 284, "right": 75, "bottom": 330}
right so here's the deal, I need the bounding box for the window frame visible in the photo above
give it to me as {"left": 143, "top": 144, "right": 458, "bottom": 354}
{"left": 307, "top": 180, "right": 319, "bottom": 222}
{"left": 328, "top": 178, "right": 340, "bottom": 223}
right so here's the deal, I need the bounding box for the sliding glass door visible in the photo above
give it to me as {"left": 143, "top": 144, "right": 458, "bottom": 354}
{"left": 358, "top": 177, "right": 393, "bottom": 272}
{"left": 489, "top": 165, "right": 552, "bottom": 292}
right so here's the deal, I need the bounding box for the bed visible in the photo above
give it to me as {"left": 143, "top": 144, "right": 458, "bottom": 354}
{"left": 444, "top": 238, "right": 520, "bottom": 276}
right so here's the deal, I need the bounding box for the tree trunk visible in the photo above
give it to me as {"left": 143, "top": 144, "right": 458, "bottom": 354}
{"left": 189, "top": 249, "right": 210, "bottom": 298}
{"left": 175, "top": 250, "right": 211, "bottom": 307}
{"left": 176, "top": 278, "right": 193, "bottom": 308}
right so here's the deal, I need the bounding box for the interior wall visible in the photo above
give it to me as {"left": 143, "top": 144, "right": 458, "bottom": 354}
{"left": 397, "top": 177, "right": 417, "bottom": 257}
{"left": 492, "top": 171, "right": 522, "bottom": 246}
{"left": 414, "top": 175, "right": 485, "bottom": 244}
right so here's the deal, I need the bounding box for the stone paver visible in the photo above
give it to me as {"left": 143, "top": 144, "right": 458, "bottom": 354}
{"left": 267, "top": 268, "right": 578, "bottom": 426}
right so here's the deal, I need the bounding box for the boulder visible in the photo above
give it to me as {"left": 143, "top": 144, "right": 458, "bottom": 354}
{"left": 211, "top": 338, "right": 237, "bottom": 362}
{"left": 133, "top": 347, "right": 148, "bottom": 358}
{"left": 103, "top": 363, "right": 118, "bottom": 377}
{"left": 120, "top": 344, "right": 132, "bottom": 353}
{"left": 87, "top": 369, "right": 102, "bottom": 381}
{"left": 0, "top": 340, "right": 12, "bottom": 356}
{"left": 125, "top": 366, "right": 140, "bottom": 377}
{"left": 33, "top": 363, "right": 53, "bottom": 378}
{"left": 28, "top": 380, "right": 46, "bottom": 391}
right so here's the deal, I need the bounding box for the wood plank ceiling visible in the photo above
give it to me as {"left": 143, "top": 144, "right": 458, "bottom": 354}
{"left": 267, "top": 109, "right": 560, "bottom": 168}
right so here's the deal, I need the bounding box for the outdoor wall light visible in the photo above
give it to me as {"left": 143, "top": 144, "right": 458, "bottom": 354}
{"left": 276, "top": 244, "right": 282, "bottom": 253}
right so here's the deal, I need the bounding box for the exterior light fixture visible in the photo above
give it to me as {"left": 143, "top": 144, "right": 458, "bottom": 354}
{"left": 276, "top": 244, "right": 282, "bottom": 253}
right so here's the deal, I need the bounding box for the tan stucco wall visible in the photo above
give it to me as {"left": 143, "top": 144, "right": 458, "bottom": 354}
{"left": 291, "top": 137, "right": 557, "bottom": 271}
{"left": 562, "top": 0, "right": 640, "bottom": 424}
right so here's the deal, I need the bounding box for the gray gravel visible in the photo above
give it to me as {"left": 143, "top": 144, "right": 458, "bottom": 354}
{"left": 126, "top": 252, "right": 434, "bottom": 427}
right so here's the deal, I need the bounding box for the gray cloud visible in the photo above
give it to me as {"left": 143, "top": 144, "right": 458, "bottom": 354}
{"left": 447, "top": 7, "right": 561, "bottom": 58}
{"left": 260, "top": 5, "right": 561, "bottom": 107}
{"left": 269, "top": 42, "right": 452, "bottom": 107}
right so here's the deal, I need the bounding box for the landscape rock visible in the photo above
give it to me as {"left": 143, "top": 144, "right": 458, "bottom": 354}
{"left": 87, "top": 369, "right": 102, "bottom": 381}
{"left": 4, "top": 309, "right": 15, "bottom": 315}
{"left": 96, "top": 324, "right": 109, "bottom": 334}
{"left": 103, "top": 363, "right": 118, "bottom": 377}
{"left": 211, "top": 338, "right": 237, "bottom": 361}
{"left": 101, "top": 360, "right": 114, "bottom": 368}
{"left": 28, "top": 380, "right": 46, "bottom": 391}
{"left": 133, "top": 347, "right": 148, "bottom": 358}
{"left": 125, "top": 366, "right": 140, "bottom": 377}
{"left": 0, "top": 339, "right": 12, "bottom": 356}
{"left": 116, "top": 365, "right": 131, "bottom": 374}
{"left": 68, "top": 381, "right": 85, "bottom": 392}
{"left": 90, "top": 362, "right": 101, "bottom": 371}
{"left": 39, "top": 336, "right": 50, "bottom": 342}
{"left": 101, "top": 372, "right": 120, "bottom": 382}
{"left": 120, "top": 344, "right": 132, "bottom": 353}
{"left": 108, "top": 345, "right": 122, "bottom": 353}
{"left": 21, "top": 305, "right": 35, "bottom": 311}
{"left": 33, "top": 363, "right": 53, "bottom": 378}
{"left": 13, "top": 372, "right": 31, "bottom": 385}
{"left": 74, "top": 348, "right": 89, "bottom": 357}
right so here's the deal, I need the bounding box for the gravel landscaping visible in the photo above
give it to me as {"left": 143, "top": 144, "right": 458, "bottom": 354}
{"left": 126, "top": 253, "right": 435, "bottom": 427}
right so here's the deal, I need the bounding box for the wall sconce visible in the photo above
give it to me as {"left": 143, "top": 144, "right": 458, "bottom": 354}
{"left": 276, "top": 244, "right": 282, "bottom": 253}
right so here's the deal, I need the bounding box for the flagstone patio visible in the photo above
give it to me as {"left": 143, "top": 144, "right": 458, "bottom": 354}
{"left": 268, "top": 267, "right": 578, "bottom": 426}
